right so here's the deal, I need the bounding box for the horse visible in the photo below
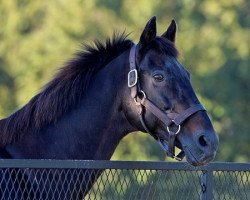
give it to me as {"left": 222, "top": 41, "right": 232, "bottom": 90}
{"left": 0, "top": 17, "right": 219, "bottom": 199}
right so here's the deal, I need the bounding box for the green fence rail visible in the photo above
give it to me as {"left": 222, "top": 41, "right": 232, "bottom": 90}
{"left": 0, "top": 160, "right": 249, "bottom": 200}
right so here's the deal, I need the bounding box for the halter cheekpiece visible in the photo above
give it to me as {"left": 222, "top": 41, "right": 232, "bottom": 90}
{"left": 128, "top": 44, "right": 206, "bottom": 161}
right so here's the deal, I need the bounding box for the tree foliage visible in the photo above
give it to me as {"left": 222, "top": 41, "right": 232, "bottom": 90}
{"left": 0, "top": 0, "right": 249, "bottom": 162}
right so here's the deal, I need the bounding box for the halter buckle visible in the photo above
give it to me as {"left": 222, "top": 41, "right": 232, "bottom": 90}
{"left": 128, "top": 69, "right": 138, "bottom": 88}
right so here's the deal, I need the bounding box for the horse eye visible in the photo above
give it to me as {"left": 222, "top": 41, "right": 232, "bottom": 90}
{"left": 153, "top": 74, "right": 164, "bottom": 82}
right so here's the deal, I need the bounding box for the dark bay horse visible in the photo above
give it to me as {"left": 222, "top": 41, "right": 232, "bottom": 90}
{"left": 0, "top": 17, "right": 218, "bottom": 198}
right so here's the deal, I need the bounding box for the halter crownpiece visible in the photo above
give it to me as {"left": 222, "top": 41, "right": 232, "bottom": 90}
{"left": 128, "top": 44, "right": 206, "bottom": 161}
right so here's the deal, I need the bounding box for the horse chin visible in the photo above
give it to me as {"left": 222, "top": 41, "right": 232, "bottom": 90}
{"left": 183, "top": 146, "right": 216, "bottom": 166}
{"left": 153, "top": 131, "right": 216, "bottom": 166}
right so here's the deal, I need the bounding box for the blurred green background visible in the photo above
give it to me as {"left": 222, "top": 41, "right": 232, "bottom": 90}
{"left": 0, "top": 0, "right": 249, "bottom": 162}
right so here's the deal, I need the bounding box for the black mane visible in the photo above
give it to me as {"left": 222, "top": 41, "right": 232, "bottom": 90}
{"left": 0, "top": 33, "right": 133, "bottom": 146}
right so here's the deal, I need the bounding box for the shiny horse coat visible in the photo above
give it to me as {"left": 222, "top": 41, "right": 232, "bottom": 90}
{"left": 0, "top": 17, "right": 219, "bottom": 198}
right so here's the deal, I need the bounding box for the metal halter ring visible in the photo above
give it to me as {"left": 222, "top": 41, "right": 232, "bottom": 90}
{"left": 167, "top": 122, "right": 181, "bottom": 135}
{"left": 134, "top": 90, "right": 147, "bottom": 105}
{"left": 138, "top": 90, "right": 146, "bottom": 99}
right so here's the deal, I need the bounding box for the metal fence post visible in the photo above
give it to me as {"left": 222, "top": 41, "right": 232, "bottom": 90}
{"left": 201, "top": 170, "right": 214, "bottom": 200}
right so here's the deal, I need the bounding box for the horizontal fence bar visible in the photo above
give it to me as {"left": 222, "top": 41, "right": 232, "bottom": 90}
{"left": 0, "top": 160, "right": 249, "bottom": 171}
{"left": 205, "top": 162, "right": 250, "bottom": 171}
{"left": 0, "top": 160, "right": 196, "bottom": 170}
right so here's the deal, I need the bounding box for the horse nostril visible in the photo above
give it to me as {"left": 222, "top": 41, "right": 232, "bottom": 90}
{"left": 198, "top": 135, "right": 207, "bottom": 147}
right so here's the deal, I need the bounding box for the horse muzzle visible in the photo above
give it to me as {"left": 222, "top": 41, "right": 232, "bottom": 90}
{"left": 179, "top": 130, "right": 219, "bottom": 166}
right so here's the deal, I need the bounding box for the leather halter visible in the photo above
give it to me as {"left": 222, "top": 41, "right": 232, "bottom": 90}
{"left": 128, "top": 44, "right": 206, "bottom": 161}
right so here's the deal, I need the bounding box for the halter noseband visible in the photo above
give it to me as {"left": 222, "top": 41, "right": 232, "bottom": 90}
{"left": 128, "top": 45, "right": 206, "bottom": 161}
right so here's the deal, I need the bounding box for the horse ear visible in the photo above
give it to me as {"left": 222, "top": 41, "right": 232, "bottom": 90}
{"left": 139, "top": 16, "right": 157, "bottom": 47}
{"left": 162, "top": 19, "right": 177, "bottom": 43}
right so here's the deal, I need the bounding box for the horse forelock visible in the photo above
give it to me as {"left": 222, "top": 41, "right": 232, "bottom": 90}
{"left": 152, "top": 37, "right": 179, "bottom": 58}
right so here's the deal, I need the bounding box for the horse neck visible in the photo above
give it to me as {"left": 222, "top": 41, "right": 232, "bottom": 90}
{"left": 82, "top": 49, "right": 137, "bottom": 159}
{"left": 5, "top": 48, "right": 137, "bottom": 160}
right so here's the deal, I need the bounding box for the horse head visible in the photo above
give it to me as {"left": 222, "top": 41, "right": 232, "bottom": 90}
{"left": 124, "top": 17, "right": 219, "bottom": 166}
